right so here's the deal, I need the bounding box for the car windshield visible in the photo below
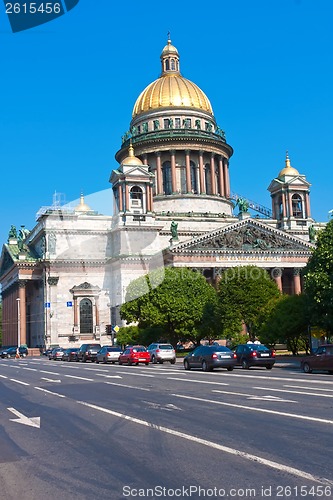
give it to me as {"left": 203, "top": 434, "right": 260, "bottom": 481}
{"left": 248, "top": 345, "right": 270, "bottom": 352}
{"left": 133, "top": 347, "right": 146, "bottom": 352}
{"left": 107, "top": 347, "right": 122, "bottom": 352}
{"left": 159, "top": 345, "right": 173, "bottom": 350}
{"left": 213, "top": 346, "right": 231, "bottom": 352}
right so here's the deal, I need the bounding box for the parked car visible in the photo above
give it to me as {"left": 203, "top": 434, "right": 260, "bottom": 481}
{"left": 1, "top": 346, "right": 28, "bottom": 358}
{"left": 183, "top": 345, "right": 237, "bottom": 371}
{"left": 76, "top": 343, "right": 101, "bottom": 362}
{"left": 96, "top": 346, "right": 123, "bottom": 364}
{"left": 234, "top": 343, "right": 275, "bottom": 369}
{"left": 42, "top": 348, "right": 54, "bottom": 357}
{"left": 147, "top": 343, "right": 176, "bottom": 364}
{"left": 62, "top": 348, "right": 79, "bottom": 362}
{"left": 49, "top": 347, "right": 65, "bottom": 361}
{"left": 301, "top": 345, "right": 333, "bottom": 374}
{"left": 118, "top": 345, "right": 150, "bottom": 366}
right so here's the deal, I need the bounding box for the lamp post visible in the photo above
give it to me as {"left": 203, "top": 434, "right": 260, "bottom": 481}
{"left": 16, "top": 297, "right": 21, "bottom": 348}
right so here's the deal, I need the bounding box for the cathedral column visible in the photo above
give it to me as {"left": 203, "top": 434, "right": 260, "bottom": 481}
{"left": 199, "top": 151, "right": 205, "bottom": 193}
{"left": 95, "top": 297, "right": 100, "bottom": 327}
{"left": 146, "top": 185, "right": 152, "bottom": 212}
{"left": 142, "top": 154, "right": 148, "bottom": 166}
{"left": 118, "top": 184, "right": 123, "bottom": 212}
{"left": 170, "top": 150, "right": 177, "bottom": 193}
{"left": 287, "top": 191, "right": 293, "bottom": 218}
{"left": 293, "top": 268, "right": 302, "bottom": 295}
{"left": 218, "top": 156, "right": 225, "bottom": 196}
{"left": 223, "top": 159, "right": 230, "bottom": 198}
{"left": 185, "top": 150, "right": 191, "bottom": 193}
{"left": 305, "top": 192, "right": 311, "bottom": 218}
{"left": 280, "top": 191, "right": 287, "bottom": 218}
{"left": 155, "top": 152, "right": 163, "bottom": 195}
{"left": 210, "top": 154, "right": 217, "bottom": 195}
{"left": 125, "top": 183, "right": 130, "bottom": 211}
{"left": 18, "top": 281, "right": 27, "bottom": 346}
{"left": 150, "top": 183, "right": 153, "bottom": 211}
{"left": 73, "top": 297, "right": 78, "bottom": 327}
{"left": 273, "top": 268, "right": 283, "bottom": 292}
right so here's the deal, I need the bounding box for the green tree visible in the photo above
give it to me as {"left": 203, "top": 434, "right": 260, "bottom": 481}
{"left": 304, "top": 219, "right": 333, "bottom": 338}
{"left": 258, "top": 294, "right": 310, "bottom": 354}
{"left": 120, "top": 267, "right": 219, "bottom": 347}
{"left": 217, "top": 266, "right": 281, "bottom": 340}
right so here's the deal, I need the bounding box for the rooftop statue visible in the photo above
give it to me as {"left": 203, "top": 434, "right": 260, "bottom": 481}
{"left": 170, "top": 220, "right": 178, "bottom": 240}
{"left": 8, "top": 225, "right": 17, "bottom": 240}
{"left": 236, "top": 197, "right": 249, "bottom": 213}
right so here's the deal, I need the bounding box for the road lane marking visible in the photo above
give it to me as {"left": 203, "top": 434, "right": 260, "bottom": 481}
{"left": 76, "top": 400, "right": 332, "bottom": 486}
{"left": 284, "top": 384, "right": 333, "bottom": 392}
{"left": 0, "top": 375, "right": 8, "bottom": 379}
{"left": 64, "top": 375, "right": 94, "bottom": 381}
{"left": 35, "top": 387, "right": 66, "bottom": 398}
{"left": 22, "top": 367, "right": 38, "bottom": 371}
{"left": 172, "top": 394, "right": 333, "bottom": 425}
{"left": 40, "top": 370, "right": 60, "bottom": 375}
{"left": 104, "top": 382, "right": 150, "bottom": 391}
{"left": 7, "top": 408, "right": 40, "bottom": 428}
{"left": 10, "top": 379, "right": 29, "bottom": 386}
{"left": 253, "top": 386, "right": 333, "bottom": 399}
{"left": 41, "top": 378, "right": 61, "bottom": 383}
{"left": 212, "top": 389, "right": 297, "bottom": 403}
{"left": 96, "top": 374, "right": 122, "bottom": 379}
{"left": 226, "top": 373, "right": 333, "bottom": 385}
{"left": 167, "top": 377, "right": 229, "bottom": 386}
{"left": 115, "top": 371, "right": 154, "bottom": 378}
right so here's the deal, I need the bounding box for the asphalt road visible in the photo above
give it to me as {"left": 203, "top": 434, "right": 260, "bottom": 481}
{"left": 0, "top": 357, "right": 332, "bottom": 500}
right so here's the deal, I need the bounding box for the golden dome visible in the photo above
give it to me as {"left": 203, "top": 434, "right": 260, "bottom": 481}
{"left": 132, "top": 38, "right": 213, "bottom": 118}
{"left": 121, "top": 144, "right": 143, "bottom": 166}
{"left": 278, "top": 152, "right": 299, "bottom": 177}
{"left": 75, "top": 194, "right": 92, "bottom": 213}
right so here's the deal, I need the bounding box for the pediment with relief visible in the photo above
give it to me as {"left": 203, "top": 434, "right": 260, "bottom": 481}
{"left": 171, "top": 219, "right": 313, "bottom": 253}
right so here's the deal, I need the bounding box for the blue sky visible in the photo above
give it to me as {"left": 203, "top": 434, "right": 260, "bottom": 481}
{"left": 1, "top": 0, "right": 332, "bottom": 245}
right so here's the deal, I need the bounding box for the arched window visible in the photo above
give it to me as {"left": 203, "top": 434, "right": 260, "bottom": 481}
{"left": 165, "top": 59, "right": 170, "bottom": 71}
{"left": 277, "top": 195, "right": 283, "bottom": 220}
{"left": 171, "top": 58, "right": 176, "bottom": 70}
{"left": 190, "top": 161, "right": 198, "bottom": 194}
{"left": 162, "top": 161, "right": 172, "bottom": 195}
{"left": 130, "top": 186, "right": 143, "bottom": 209}
{"left": 292, "top": 194, "right": 303, "bottom": 218}
{"left": 205, "top": 164, "right": 212, "bottom": 195}
{"left": 80, "top": 298, "right": 93, "bottom": 334}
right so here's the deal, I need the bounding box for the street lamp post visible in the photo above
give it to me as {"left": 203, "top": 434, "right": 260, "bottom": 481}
{"left": 16, "top": 298, "right": 21, "bottom": 348}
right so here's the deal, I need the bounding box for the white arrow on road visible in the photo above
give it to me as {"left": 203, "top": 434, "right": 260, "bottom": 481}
{"left": 7, "top": 407, "right": 40, "bottom": 428}
{"left": 41, "top": 377, "right": 61, "bottom": 383}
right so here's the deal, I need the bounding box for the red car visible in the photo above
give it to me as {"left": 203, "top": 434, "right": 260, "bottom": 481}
{"left": 118, "top": 345, "right": 150, "bottom": 366}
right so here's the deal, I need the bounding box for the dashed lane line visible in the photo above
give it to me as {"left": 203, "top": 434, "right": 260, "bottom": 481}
{"left": 64, "top": 374, "right": 94, "bottom": 381}
{"left": 253, "top": 386, "right": 333, "bottom": 398}
{"left": 34, "top": 387, "right": 66, "bottom": 398}
{"left": 167, "top": 377, "right": 229, "bottom": 386}
{"left": 104, "top": 382, "right": 151, "bottom": 391}
{"left": 10, "top": 379, "right": 29, "bottom": 386}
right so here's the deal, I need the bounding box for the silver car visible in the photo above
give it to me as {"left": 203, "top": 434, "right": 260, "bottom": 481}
{"left": 147, "top": 343, "right": 176, "bottom": 364}
{"left": 95, "top": 346, "right": 123, "bottom": 364}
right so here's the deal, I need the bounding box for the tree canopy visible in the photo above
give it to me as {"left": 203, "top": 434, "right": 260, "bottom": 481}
{"left": 217, "top": 265, "right": 281, "bottom": 340}
{"left": 304, "top": 219, "right": 333, "bottom": 337}
{"left": 120, "top": 267, "right": 219, "bottom": 346}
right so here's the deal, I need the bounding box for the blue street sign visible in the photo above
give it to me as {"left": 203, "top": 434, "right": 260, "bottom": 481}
{"left": 67, "top": 301, "right": 73, "bottom": 307}
{"left": 44, "top": 302, "right": 51, "bottom": 308}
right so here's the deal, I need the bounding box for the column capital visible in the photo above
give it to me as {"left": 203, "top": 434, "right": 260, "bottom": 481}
{"left": 271, "top": 267, "right": 283, "bottom": 278}
{"left": 155, "top": 151, "right": 161, "bottom": 157}
{"left": 293, "top": 267, "right": 302, "bottom": 276}
{"left": 48, "top": 276, "right": 59, "bottom": 286}
{"left": 185, "top": 149, "right": 191, "bottom": 155}
{"left": 18, "top": 279, "right": 29, "bottom": 288}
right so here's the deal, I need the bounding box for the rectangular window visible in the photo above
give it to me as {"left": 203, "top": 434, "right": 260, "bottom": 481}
{"left": 175, "top": 118, "right": 181, "bottom": 128}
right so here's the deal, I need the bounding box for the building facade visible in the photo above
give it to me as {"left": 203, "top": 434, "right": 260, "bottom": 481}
{"left": 0, "top": 38, "right": 319, "bottom": 348}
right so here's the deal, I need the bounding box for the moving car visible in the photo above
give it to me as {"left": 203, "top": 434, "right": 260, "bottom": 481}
{"left": 183, "top": 345, "right": 237, "bottom": 371}
{"left": 62, "top": 348, "right": 79, "bottom": 362}
{"left": 49, "top": 347, "right": 65, "bottom": 361}
{"left": 234, "top": 343, "right": 275, "bottom": 369}
{"left": 147, "top": 343, "right": 176, "bottom": 364}
{"left": 118, "top": 346, "right": 150, "bottom": 366}
{"left": 301, "top": 344, "right": 333, "bottom": 374}
{"left": 1, "top": 346, "right": 28, "bottom": 358}
{"left": 76, "top": 344, "right": 101, "bottom": 363}
{"left": 96, "top": 346, "right": 123, "bottom": 364}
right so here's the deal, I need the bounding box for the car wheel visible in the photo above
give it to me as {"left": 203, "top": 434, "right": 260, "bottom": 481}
{"left": 112, "top": 361, "right": 115, "bottom": 364}
{"left": 118, "top": 359, "right": 122, "bottom": 365}
{"left": 82, "top": 356, "right": 86, "bottom": 363}
{"left": 103, "top": 358, "right": 107, "bottom": 364}
{"left": 127, "top": 359, "right": 132, "bottom": 366}
{"left": 227, "top": 366, "right": 234, "bottom": 371}
{"left": 170, "top": 359, "right": 176, "bottom": 364}
{"left": 152, "top": 355, "right": 157, "bottom": 364}
{"left": 266, "top": 365, "right": 273, "bottom": 370}
{"left": 145, "top": 362, "right": 149, "bottom": 365}
{"left": 202, "top": 360, "right": 210, "bottom": 372}
{"left": 242, "top": 359, "right": 249, "bottom": 369}
{"left": 303, "top": 362, "right": 312, "bottom": 374}
{"left": 96, "top": 359, "right": 99, "bottom": 364}
{"left": 184, "top": 360, "right": 191, "bottom": 370}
